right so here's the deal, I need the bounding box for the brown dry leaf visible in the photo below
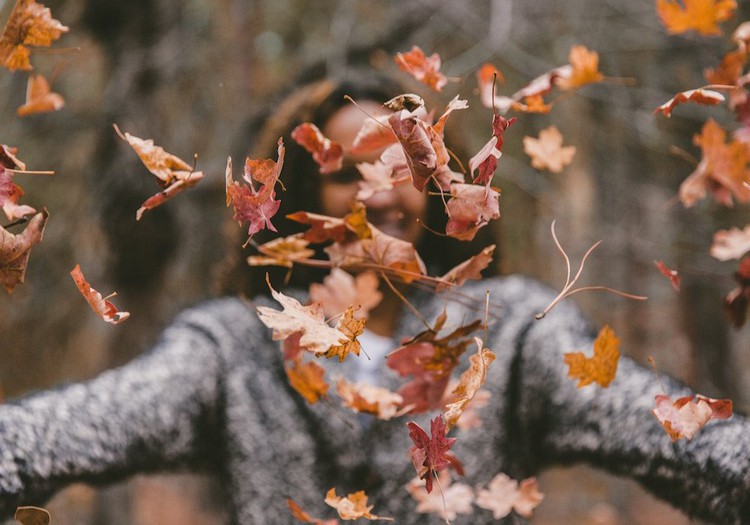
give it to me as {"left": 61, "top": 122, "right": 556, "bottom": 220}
{"left": 523, "top": 126, "right": 576, "bottom": 173}
{"left": 324, "top": 489, "right": 392, "bottom": 521}
{"left": 445, "top": 184, "right": 501, "bottom": 241}
{"left": 653, "top": 88, "right": 725, "bottom": 117}
{"left": 406, "top": 472, "right": 475, "bottom": 521}
{"left": 563, "top": 325, "right": 620, "bottom": 388}
{"left": 14, "top": 506, "right": 50, "bottom": 525}
{"left": 442, "top": 380, "right": 490, "bottom": 430}
{"left": 308, "top": 268, "right": 383, "bottom": 319}
{"left": 0, "top": 209, "right": 47, "bottom": 293}
{"left": 256, "top": 278, "right": 348, "bottom": 355}
{"left": 475, "top": 474, "right": 544, "bottom": 519}
{"left": 248, "top": 234, "right": 315, "bottom": 268}
{"left": 556, "top": 45, "right": 605, "bottom": 91}
{"left": 0, "top": 162, "right": 35, "bottom": 221}
{"left": 653, "top": 393, "right": 733, "bottom": 441}
{"left": 325, "top": 306, "right": 365, "bottom": 362}
{"left": 16, "top": 73, "right": 64, "bottom": 117}
{"left": 70, "top": 264, "right": 130, "bottom": 324}
{"left": 444, "top": 337, "right": 496, "bottom": 431}
{"left": 285, "top": 357, "right": 329, "bottom": 404}
{"left": 437, "top": 244, "right": 496, "bottom": 291}
{"left": 657, "top": 0, "right": 736, "bottom": 36}
{"left": 291, "top": 123, "right": 344, "bottom": 174}
{"left": 286, "top": 499, "right": 339, "bottom": 525}
{"left": 678, "top": 119, "right": 750, "bottom": 207}
{"left": 350, "top": 115, "right": 396, "bottom": 155}
{"left": 394, "top": 46, "right": 447, "bottom": 92}
{"left": 336, "top": 378, "right": 405, "bottom": 420}
{"left": 711, "top": 225, "right": 750, "bottom": 260}
{"left": 114, "top": 124, "right": 204, "bottom": 220}
{"left": 0, "top": 0, "right": 68, "bottom": 71}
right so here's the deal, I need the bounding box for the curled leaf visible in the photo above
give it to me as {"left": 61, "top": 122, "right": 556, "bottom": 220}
{"left": 16, "top": 73, "right": 64, "bottom": 117}
{"left": 653, "top": 393, "right": 733, "bottom": 441}
{"left": 70, "top": 264, "right": 130, "bottom": 324}
{"left": 291, "top": 123, "right": 344, "bottom": 174}
{"left": 324, "top": 488, "right": 392, "bottom": 521}
{"left": 394, "top": 46, "right": 447, "bottom": 92}
{"left": 1, "top": 209, "right": 47, "bottom": 293}
{"left": 654, "top": 88, "right": 725, "bottom": 117}
{"left": 0, "top": 0, "right": 69, "bottom": 71}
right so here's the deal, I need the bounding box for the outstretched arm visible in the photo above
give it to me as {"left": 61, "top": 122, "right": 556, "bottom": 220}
{"left": 0, "top": 300, "right": 231, "bottom": 518}
{"left": 510, "top": 288, "right": 750, "bottom": 524}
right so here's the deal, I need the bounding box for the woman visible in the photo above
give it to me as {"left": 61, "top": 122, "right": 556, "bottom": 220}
{"left": 0, "top": 72, "right": 748, "bottom": 525}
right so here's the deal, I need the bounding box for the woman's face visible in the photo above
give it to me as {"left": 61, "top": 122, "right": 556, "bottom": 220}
{"left": 320, "top": 102, "right": 428, "bottom": 245}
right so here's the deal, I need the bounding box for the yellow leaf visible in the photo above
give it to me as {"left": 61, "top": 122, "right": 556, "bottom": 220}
{"left": 657, "top": 0, "right": 736, "bottom": 36}
{"left": 563, "top": 325, "right": 620, "bottom": 388}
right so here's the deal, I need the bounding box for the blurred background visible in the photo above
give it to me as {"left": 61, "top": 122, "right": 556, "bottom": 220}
{"left": 1, "top": 0, "right": 750, "bottom": 523}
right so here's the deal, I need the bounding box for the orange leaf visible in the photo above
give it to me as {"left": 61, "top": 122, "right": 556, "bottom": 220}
{"left": 476, "top": 474, "right": 544, "bottom": 519}
{"left": 523, "top": 126, "right": 576, "bottom": 173}
{"left": 308, "top": 268, "right": 382, "bottom": 319}
{"left": 291, "top": 123, "right": 344, "bottom": 174}
{"left": 350, "top": 114, "right": 397, "bottom": 155}
{"left": 70, "top": 264, "right": 130, "bottom": 324}
{"left": 286, "top": 498, "right": 339, "bottom": 525}
{"left": 653, "top": 88, "right": 725, "bottom": 117}
{"left": 114, "top": 124, "right": 204, "bottom": 220}
{"left": 555, "top": 45, "right": 604, "bottom": 91}
{"left": 1, "top": 208, "right": 46, "bottom": 293}
{"left": 16, "top": 73, "right": 64, "bottom": 117}
{"left": 653, "top": 393, "right": 733, "bottom": 441}
{"left": 324, "top": 488, "right": 392, "bottom": 521}
{"left": 285, "top": 358, "right": 329, "bottom": 404}
{"left": 0, "top": 0, "right": 68, "bottom": 71}
{"left": 248, "top": 233, "right": 315, "bottom": 268}
{"left": 336, "top": 378, "right": 405, "bottom": 420}
{"left": 325, "top": 306, "right": 365, "bottom": 362}
{"left": 563, "top": 325, "right": 620, "bottom": 388}
{"left": 394, "top": 46, "right": 447, "bottom": 92}
{"left": 657, "top": 0, "right": 736, "bottom": 36}
{"left": 443, "top": 337, "right": 496, "bottom": 431}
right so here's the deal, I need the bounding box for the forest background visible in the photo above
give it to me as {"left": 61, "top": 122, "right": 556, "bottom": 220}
{"left": 1, "top": 0, "right": 750, "bottom": 523}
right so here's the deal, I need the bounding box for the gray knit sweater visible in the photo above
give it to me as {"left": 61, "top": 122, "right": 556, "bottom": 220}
{"left": 0, "top": 275, "right": 748, "bottom": 524}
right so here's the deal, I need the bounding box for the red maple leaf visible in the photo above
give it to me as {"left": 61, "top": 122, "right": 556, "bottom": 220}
{"left": 394, "top": 46, "right": 448, "bottom": 92}
{"left": 291, "top": 123, "right": 344, "bottom": 174}
{"left": 406, "top": 415, "right": 457, "bottom": 493}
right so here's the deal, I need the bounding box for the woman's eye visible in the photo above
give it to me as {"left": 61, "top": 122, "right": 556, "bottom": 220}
{"left": 326, "top": 167, "right": 361, "bottom": 184}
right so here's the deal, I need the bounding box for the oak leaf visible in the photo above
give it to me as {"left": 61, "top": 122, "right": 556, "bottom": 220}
{"left": 394, "top": 46, "right": 447, "bottom": 92}
{"left": 406, "top": 472, "right": 474, "bottom": 521}
{"left": 70, "top": 264, "right": 130, "bottom": 324}
{"left": 256, "top": 278, "right": 348, "bottom": 355}
{"left": 14, "top": 506, "right": 50, "bottom": 525}
{"left": 336, "top": 378, "right": 406, "bottom": 420}
{"left": 523, "top": 126, "right": 576, "bottom": 173}
{"left": 309, "top": 268, "right": 383, "bottom": 319}
{"left": 653, "top": 393, "right": 733, "bottom": 441}
{"left": 226, "top": 139, "right": 284, "bottom": 238}
{"left": 114, "top": 124, "right": 205, "bottom": 220}
{"left": 653, "top": 88, "right": 725, "bottom": 117}
{"left": 710, "top": 225, "right": 750, "bottom": 261}
{"left": 657, "top": 0, "right": 736, "bottom": 36}
{"left": 445, "top": 184, "right": 501, "bottom": 241}
{"left": 0, "top": 0, "right": 68, "bottom": 71}
{"left": 285, "top": 357, "right": 329, "bottom": 404}
{"left": 324, "top": 489, "right": 392, "bottom": 521}
{"left": 475, "top": 474, "right": 544, "bottom": 519}
{"left": 406, "top": 415, "right": 457, "bottom": 493}
{"left": 0, "top": 209, "right": 47, "bottom": 293}
{"left": 655, "top": 260, "right": 681, "bottom": 292}
{"left": 444, "top": 337, "right": 496, "bottom": 431}
{"left": 563, "top": 325, "right": 620, "bottom": 388}
{"left": 16, "top": 73, "right": 64, "bottom": 117}
{"left": 291, "top": 123, "right": 344, "bottom": 174}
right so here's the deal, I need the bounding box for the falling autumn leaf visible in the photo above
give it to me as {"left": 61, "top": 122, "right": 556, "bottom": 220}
{"left": 336, "top": 378, "right": 406, "bottom": 420}
{"left": 0, "top": 146, "right": 35, "bottom": 221}
{"left": 407, "top": 415, "right": 458, "bottom": 493}
{"left": 476, "top": 63, "right": 509, "bottom": 111}
{"left": 114, "top": 124, "right": 205, "bottom": 220}
{"left": 247, "top": 233, "right": 315, "bottom": 268}
{"left": 325, "top": 306, "right": 365, "bottom": 362}
{"left": 287, "top": 499, "right": 339, "bottom": 525}
{"left": 291, "top": 123, "right": 344, "bottom": 174}
{"left": 0, "top": 208, "right": 47, "bottom": 293}
{"left": 555, "top": 45, "right": 605, "bottom": 91}
{"left": 256, "top": 277, "right": 348, "bottom": 355}
{"left": 70, "top": 264, "right": 130, "bottom": 324}
{"left": 406, "top": 472, "right": 475, "bottom": 521}
{"left": 653, "top": 88, "right": 725, "bottom": 117}
{"left": 657, "top": 0, "right": 736, "bottom": 36}
{"left": 710, "top": 225, "right": 750, "bottom": 260}
{"left": 469, "top": 115, "right": 516, "bottom": 186}
{"left": 285, "top": 357, "right": 329, "bottom": 404}
{"left": 350, "top": 114, "right": 396, "bottom": 155}
{"left": 655, "top": 260, "right": 681, "bottom": 291}
{"left": 309, "top": 268, "right": 383, "bottom": 319}
{"left": 394, "top": 46, "right": 447, "bottom": 92}
{"left": 523, "top": 126, "right": 576, "bottom": 173}
{"left": 475, "top": 474, "right": 544, "bottom": 519}
{"left": 445, "top": 184, "right": 501, "bottom": 241}
{"left": 653, "top": 393, "right": 733, "bottom": 441}
{"left": 324, "top": 488, "right": 392, "bottom": 521}
{"left": 16, "top": 73, "right": 64, "bottom": 117}
{"left": 388, "top": 109, "right": 438, "bottom": 191}
{"left": 563, "top": 325, "right": 620, "bottom": 388}
{"left": 444, "top": 337, "right": 496, "bottom": 431}
{"left": 14, "top": 506, "right": 50, "bottom": 525}
{"left": 226, "top": 139, "right": 284, "bottom": 238}
{"left": 0, "top": 0, "right": 68, "bottom": 71}
{"left": 437, "top": 244, "right": 496, "bottom": 291}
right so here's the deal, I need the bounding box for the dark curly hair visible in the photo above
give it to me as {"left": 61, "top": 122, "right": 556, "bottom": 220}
{"left": 216, "top": 69, "right": 501, "bottom": 298}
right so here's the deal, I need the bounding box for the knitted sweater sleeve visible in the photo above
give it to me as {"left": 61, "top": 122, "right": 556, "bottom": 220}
{"left": 507, "top": 283, "right": 750, "bottom": 524}
{"left": 0, "top": 301, "right": 230, "bottom": 518}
